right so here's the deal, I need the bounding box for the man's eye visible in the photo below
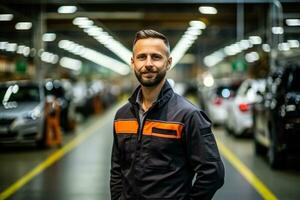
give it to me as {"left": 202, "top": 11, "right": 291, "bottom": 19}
{"left": 152, "top": 55, "right": 162, "bottom": 60}
{"left": 137, "top": 55, "right": 146, "bottom": 60}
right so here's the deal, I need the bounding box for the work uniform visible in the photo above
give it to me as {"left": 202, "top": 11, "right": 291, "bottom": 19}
{"left": 110, "top": 80, "right": 224, "bottom": 200}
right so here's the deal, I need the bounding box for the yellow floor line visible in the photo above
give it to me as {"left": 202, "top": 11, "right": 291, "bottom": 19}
{"left": 0, "top": 114, "right": 109, "bottom": 200}
{"left": 216, "top": 139, "right": 278, "bottom": 200}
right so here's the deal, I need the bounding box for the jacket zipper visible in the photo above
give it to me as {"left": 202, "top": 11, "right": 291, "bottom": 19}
{"left": 137, "top": 102, "right": 158, "bottom": 142}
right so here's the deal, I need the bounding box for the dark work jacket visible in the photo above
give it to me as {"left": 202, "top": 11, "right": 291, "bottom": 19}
{"left": 110, "top": 81, "right": 224, "bottom": 200}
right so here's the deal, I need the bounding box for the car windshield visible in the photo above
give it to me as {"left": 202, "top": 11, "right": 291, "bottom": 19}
{"left": 0, "top": 84, "right": 40, "bottom": 103}
{"left": 216, "top": 84, "right": 240, "bottom": 98}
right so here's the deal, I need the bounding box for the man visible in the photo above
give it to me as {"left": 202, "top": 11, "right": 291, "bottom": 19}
{"left": 110, "top": 29, "right": 224, "bottom": 200}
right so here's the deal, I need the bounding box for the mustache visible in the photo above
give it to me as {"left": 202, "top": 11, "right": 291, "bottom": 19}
{"left": 141, "top": 69, "right": 157, "bottom": 73}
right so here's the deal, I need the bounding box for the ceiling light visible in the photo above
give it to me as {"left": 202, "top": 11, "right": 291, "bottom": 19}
{"left": 15, "top": 22, "right": 32, "bottom": 30}
{"left": 0, "top": 14, "right": 13, "bottom": 21}
{"left": 60, "top": 57, "right": 82, "bottom": 71}
{"left": 199, "top": 6, "right": 217, "bottom": 15}
{"left": 286, "top": 19, "right": 300, "bottom": 26}
{"left": 287, "top": 40, "right": 299, "bottom": 48}
{"left": 17, "top": 45, "right": 26, "bottom": 54}
{"left": 278, "top": 43, "right": 290, "bottom": 51}
{"left": 224, "top": 44, "right": 241, "bottom": 56}
{"left": 58, "top": 6, "right": 77, "bottom": 14}
{"left": 272, "top": 27, "right": 284, "bottom": 34}
{"left": 189, "top": 20, "right": 206, "bottom": 29}
{"left": 42, "top": 33, "right": 56, "bottom": 42}
{"left": 58, "top": 40, "right": 130, "bottom": 75}
{"left": 203, "top": 73, "right": 214, "bottom": 87}
{"left": 0, "top": 42, "right": 8, "bottom": 50}
{"left": 41, "top": 52, "right": 59, "bottom": 64}
{"left": 249, "top": 36, "right": 262, "bottom": 45}
{"left": 262, "top": 44, "right": 271, "bottom": 52}
{"left": 171, "top": 22, "right": 204, "bottom": 68}
{"left": 245, "top": 52, "right": 259, "bottom": 63}
{"left": 75, "top": 18, "right": 131, "bottom": 65}
{"left": 204, "top": 50, "right": 225, "bottom": 67}
{"left": 73, "top": 17, "right": 94, "bottom": 28}
{"left": 22, "top": 47, "right": 30, "bottom": 57}
{"left": 186, "top": 28, "right": 202, "bottom": 36}
{"left": 239, "top": 39, "right": 253, "bottom": 50}
{"left": 6, "top": 43, "right": 17, "bottom": 52}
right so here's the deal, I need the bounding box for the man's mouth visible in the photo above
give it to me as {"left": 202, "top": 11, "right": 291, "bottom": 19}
{"left": 142, "top": 72, "right": 156, "bottom": 78}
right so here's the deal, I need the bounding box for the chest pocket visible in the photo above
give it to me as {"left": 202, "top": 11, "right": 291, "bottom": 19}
{"left": 143, "top": 120, "right": 184, "bottom": 139}
{"left": 142, "top": 120, "right": 184, "bottom": 170}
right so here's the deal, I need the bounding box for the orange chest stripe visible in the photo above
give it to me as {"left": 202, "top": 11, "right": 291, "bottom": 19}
{"left": 115, "top": 120, "right": 184, "bottom": 139}
{"left": 143, "top": 121, "right": 184, "bottom": 139}
{"left": 114, "top": 120, "right": 138, "bottom": 134}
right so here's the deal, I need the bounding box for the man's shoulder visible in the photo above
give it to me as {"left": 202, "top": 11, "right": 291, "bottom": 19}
{"left": 114, "top": 102, "right": 133, "bottom": 118}
{"left": 172, "top": 93, "right": 200, "bottom": 112}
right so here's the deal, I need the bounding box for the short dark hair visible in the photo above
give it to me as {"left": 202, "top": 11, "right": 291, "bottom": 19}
{"left": 133, "top": 29, "right": 170, "bottom": 55}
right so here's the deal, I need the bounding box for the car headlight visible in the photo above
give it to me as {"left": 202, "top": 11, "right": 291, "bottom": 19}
{"left": 10, "top": 117, "right": 24, "bottom": 129}
{"left": 25, "top": 106, "right": 42, "bottom": 120}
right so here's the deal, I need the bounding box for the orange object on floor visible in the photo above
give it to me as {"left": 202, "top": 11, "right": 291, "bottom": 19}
{"left": 45, "top": 100, "right": 63, "bottom": 147}
{"left": 93, "top": 95, "right": 103, "bottom": 114}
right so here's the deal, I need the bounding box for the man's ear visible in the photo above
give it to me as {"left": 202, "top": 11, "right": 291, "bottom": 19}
{"left": 167, "top": 57, "right": 172, "bottom": 70}
{"left": 130, "top": 57, "right": 134, "bottom": 70}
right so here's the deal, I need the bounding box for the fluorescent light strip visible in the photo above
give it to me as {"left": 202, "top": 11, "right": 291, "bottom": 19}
{"left": 0, "top": 14, "right": 13, "bottom": 21}
{"left": 15, "top": 22, "right": 32, "bottom": 30}
{"left": 58, "top": 6, "right": 77, "bottom": 14}
{"left": 272, "top": 27, "right": 284, "bottom": 34}
{"left": 43, "top": 33, "right": 56, "bottom": 42}
{"left": 0, "top": 41, "right": 32, "bottom": 57}
{"left": 41, "top": 51, "right": 59, "bottom": 64}
{"left": 245, "top": 51, "right": 259, "bottom": 63}
{"left": 286, "top": 19, "right": 300, "bottom": 26}
{"left": 204, "top": 50, "right": 225, "bottom": 67}
{"left": 170, "top": 20, "right": 205, "bottom": 68}
{"left": 199, "top": 6, "right": 218, "bottom": 15}
{"left": 60, "top": 57, "right": 82, "bottom": 71}
{"left": 58, "top": 40, "right": 130, "bottom": 75}
{"left": 204, "top": 35, "right": 265, "bottom": 67}
{"left": 73, "top": 17, "right": 131, "bottom": 65}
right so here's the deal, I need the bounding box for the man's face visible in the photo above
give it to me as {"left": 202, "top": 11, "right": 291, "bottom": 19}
{"left": 131, "top": 38, "right": 172, "bottom": 87}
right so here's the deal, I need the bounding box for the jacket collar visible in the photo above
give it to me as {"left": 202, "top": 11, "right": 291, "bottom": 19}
{"left": 128, "top": 80, "right": 173, "bottom": 108}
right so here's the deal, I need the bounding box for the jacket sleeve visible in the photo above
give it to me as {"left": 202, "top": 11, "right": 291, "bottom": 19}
{"left": 184, "top": 110, "right": 225, "bottom": 200}
{"left": 110, "top": 122, "right": 123, "bottom": 200}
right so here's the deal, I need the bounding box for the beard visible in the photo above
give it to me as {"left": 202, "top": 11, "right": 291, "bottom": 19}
{"left": 134, "top": 68, "right": 167, "bottom": 87}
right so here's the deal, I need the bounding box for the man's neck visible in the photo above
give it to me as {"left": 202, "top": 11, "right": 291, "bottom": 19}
{"left": 141, "top": 79, "right": 165, "bottom": 111}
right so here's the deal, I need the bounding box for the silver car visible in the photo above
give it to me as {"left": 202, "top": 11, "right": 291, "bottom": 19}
{"left": 0, "top": 81, "right": 46, "bottom": 146}
{"left": 225, "top": 79, "right": 266, "bottom": 136}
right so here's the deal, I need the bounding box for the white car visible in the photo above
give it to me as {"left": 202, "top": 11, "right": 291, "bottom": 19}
{"left": 225, "top": 79, "right": 266, "bottom": 136}
{"left": 206, "top": 84, "right": 240, "bottom": 125}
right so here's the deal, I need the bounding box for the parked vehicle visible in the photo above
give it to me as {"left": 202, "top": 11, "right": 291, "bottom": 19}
{"left": 225, "top": 79, "right": 266, "bottom": 136}
{"left": 0, "top": 81, "right": 46, "bottom": 146}
{"left": 206, "top": 83, "right": 240, "bottom": 125}
{"left": 252, "top": 63, "right": 300, "bottom": 169}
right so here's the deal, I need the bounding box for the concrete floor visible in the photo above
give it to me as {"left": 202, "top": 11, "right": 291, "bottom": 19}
{"left": 0, "top": 104, "right": 300, "bottom": 200}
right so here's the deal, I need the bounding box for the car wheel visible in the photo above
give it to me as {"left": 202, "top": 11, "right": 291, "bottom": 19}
{"left": 268, "top": 143, "right": 285, "bottom": 169}
{"left": 268, "top": 123, "right": 285, "bottom": 169}
{"left": 253, "top": 116, "right": 265, "bottom": 155}
{"left": 36, "top": 120, "right": 47, "bottom": 149}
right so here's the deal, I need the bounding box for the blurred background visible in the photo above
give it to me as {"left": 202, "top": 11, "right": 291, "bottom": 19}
{"left": 0, "top": 0, "right": 300, "bottom": 200}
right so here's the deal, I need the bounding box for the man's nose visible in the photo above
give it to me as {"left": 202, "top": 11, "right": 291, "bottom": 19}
{"left": 145, "top": 56, "right": 153, "bottom": 66}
